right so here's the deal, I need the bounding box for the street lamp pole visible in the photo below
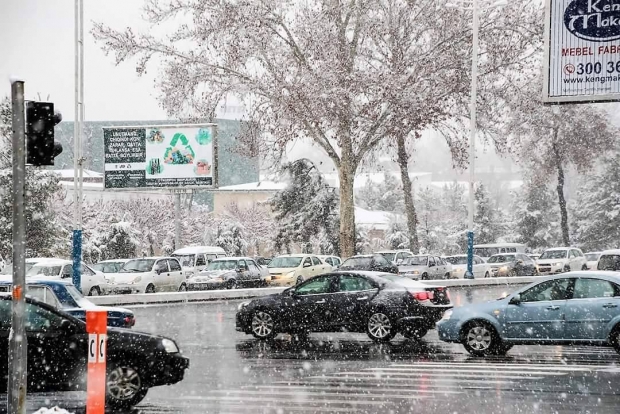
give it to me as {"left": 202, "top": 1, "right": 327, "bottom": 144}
{"left": 466, "top": 0, "right": 479, "bottom": 277}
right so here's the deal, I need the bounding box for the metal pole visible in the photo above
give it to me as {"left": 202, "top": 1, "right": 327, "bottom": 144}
{"left": 8, "top": 79, "right": 27, "bottom": 414}
{"left": 72, "top": 0, "right": 83, "bottom": 291}
{"left": 175, "top": 192, "right": 182, "bottom": 249}
{"left": 466, "top": 0, "right": 479, "bottom": 277}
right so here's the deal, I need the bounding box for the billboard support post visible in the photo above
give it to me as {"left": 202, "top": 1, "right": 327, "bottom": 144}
{"left": 175, "top": 192, "right": 181, "bottom": 249}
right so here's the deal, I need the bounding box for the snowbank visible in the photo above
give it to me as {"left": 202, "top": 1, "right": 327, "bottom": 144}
{"left": 32, "top": 407, "right": 74, "bottom": 414}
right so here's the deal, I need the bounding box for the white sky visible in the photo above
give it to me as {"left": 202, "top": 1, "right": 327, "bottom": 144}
{"left": 0, "top": 0, "right": 166, "bottom": 121}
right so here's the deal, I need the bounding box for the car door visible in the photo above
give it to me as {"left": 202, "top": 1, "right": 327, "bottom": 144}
{"left": 195, "top": 254, "right": 207, "bottom": 272}
{"left": 301, "top": 257, "right": 313, "bottom": 279}
{"left": 79, "top": 263, "right": 95, "bottom": 294}
{"left": 564, "top": 277, "right": 620, "bottom": 340}
{"left": 473, "top": 256, "right": 486, "bottom": 278}
{"left": 573, "top": 250, "right": 586, "bottom": 270}
{"left": 427, "top": 256, "right": 437, "bottom": 279}
{"left": 504, "top": 278, "right": 571, "bottom": 341}
{"left": 167, "top": 259, "right": 184, "bottom": 290}
{"left": 286, "top": 274, "right": 338, "bottom": 330}
{"left": 61, "top": 264, "right": 72, "bottom": 281}
{"left": 154, "top": 259, "right": 170, "bottom": 291}
{"left": 235, "top": 259, "right": 251, "bottom": 283}
{"left": 334, "top": 274, "right": 378, "bottom": 328}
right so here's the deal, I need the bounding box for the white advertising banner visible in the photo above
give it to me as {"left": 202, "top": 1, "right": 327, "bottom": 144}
{"left": 544, "top": 0, "right": 620, "bottom": 103}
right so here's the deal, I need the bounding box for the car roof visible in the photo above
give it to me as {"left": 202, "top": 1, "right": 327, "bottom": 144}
{"left": 544, "top": 247, "right": 579, "bottom": 251}
{"left": 474, "top": 243, "right": 525, "bottom": 248}
{"left": 173, "top": 246, "right": 226, "bottom": 255}
{"left": 213, "top": 256, "right": 253, "bottom": 261}
{"left": 31, "top": 259, "right": 71, "bottom": 266}
{"left": 273, "top": 254, "right": 314, "bottom": 258}
{"left": 0, "top": 276, "right": 73, "bottom": 286}
{"left": 540, "top": 271, "right": 620, "bottom": 282}
{"left": 376, "top": 250, "right": 411, "bottom": 254}
{"left": 97, "top": 259, "right": 131, "bottom": 263}
{"left": 600, "top": 250, "right": 620, "bottom": 255}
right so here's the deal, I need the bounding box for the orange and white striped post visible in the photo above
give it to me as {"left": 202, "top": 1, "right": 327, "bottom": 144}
{"left": 86, "top": 310, "right": 107, "bottom": 414}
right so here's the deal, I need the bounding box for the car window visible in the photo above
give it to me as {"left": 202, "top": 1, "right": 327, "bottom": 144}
{"left": 155, "top": 260, "right": 169, "bottom": 272}
{"left": 237, "top": 260, "right": 247, "bottom": 269}
{"left": 61, "top": 265, "right": 72, "bottom": 278}
{"left": 428, "top": 257, "right": 435, "bottom": 266}
{"left": 28, "top": 286, "right": 61, "bottom": 308}
{"left": 598, "top": 255, "right": 620, "bottom": 271}
{"left": 206, "top": 254, "right": 217, "bottom": 263}
{"left": 312, "top": 257, "right": 321, "bottom": 266}
{"left": 335, "top": 258, "right": 341, "bottom": 265}
{"left": 196, "top": 254, "right": 206, "bottom": 267}
{"left": 339, "top": 275, "right": 375, "bottom": 292}
{"left": 521, "top": 279, "right": 571, "bottom": 302}
{"left": 573, "top": 278, "right": 617, "bottom": 299}
{"left": 324, "top": 258, "right": 333, "bottom": 266}
{"left": 295, "top": 275, "right": 334, "bottom": 295}
{"left": 0, "top": 300, "right": 10, "bottom": 330}
{"left": 303, "top": 257, "right": 312, "bottom": 267}
{"left": 507, "top": 248, "right": 516, "bottom": 253}
{"left": 168, "top": 259, "right": 182, "bottom": 272}
{"left": 25, "top": 302, "right": 65, "bottom": 332}
{"left": 248, "top": 261, "right": 260, "bottom": 273}
{"left": 373, "top": 255, "right": 390, "bottom": 266}
{"left": 81, "top": 264, "right": 95, "bottom": 276}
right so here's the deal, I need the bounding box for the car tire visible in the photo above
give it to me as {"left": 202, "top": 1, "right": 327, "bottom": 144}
{"left": 145, "top": 284, "right": 156, "bottom": 294}
{"left": 421, "top": 273, "right": 429, "bottom": 280}
{"left": 178, "top": 283, "right": 187, "bottom": 292}
{"left": 296, "top": 276, "right": 304, "bottom": 285}
{"left": 563, "top": 265, "right": 570, "bottom": 273}
{"left": 484, "top": 272, "right": 490, "bottom": 278}
{"left": 444, "top": 273, "right": 450, "bottom": 279}
{"left": 251, "top": 310, "right": 277, "bottom": 340}
{"left": 581, "top": 265, "right": 588, "bottom": 271}
{"left": 461, "top": 320, "right": 505, "bottom": 357}
{"left": 226, "top": 279, "right": 237, "bottom": 290}
{"left": 401, "top": 326, "right": 428, "bottom": 340}
{"left": 106, "top": 364, "right": 148, "bottom": 409}
{"left": 367, "top": 311, "right": 396, "bottom": 343}
{"left": 88, "top": 286, "right": 101, "bottom": 296}
{"left": 509, "top": 270, "right": 517, "bottom": 278}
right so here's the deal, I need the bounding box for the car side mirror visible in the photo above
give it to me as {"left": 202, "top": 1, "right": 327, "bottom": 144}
{"left": 303, "top": 263, "right": 311, "bottom": 268}
{"left": 60, "top": 319, "right": 77, "bottom": 335}
{"left": 509, "top": 294, "right": 521, "bottom": 305}
{"left": 429, "top": 263, "right": 435, "bottom": 267}
{"left": 61, "top": 273, "right": 71, "bottom": 279}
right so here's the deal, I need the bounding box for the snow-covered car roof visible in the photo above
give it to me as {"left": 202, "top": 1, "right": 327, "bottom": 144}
{"left": 30, "top": 259, "right": 71, "bottom": 266}
{"left": 97, "top": 259, "right": 132, "bottom": 264}
{"left": 211, "top": 257, "right": 254, "bottom": 261}
{"left": 173, "top": 246, "right": 226, "bottom": 255}
{"left": 600, "top": 250, "right": 620, "bottom": 255}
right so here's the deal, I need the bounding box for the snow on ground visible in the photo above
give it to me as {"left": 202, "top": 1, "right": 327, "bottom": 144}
{"left": 32, "top": 407, "right": 73, "bottom": 414}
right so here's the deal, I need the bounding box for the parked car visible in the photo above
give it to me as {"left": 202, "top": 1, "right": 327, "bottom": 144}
{"left": 267, "top": 255, "right": 332, "bottom": 286}
{"left": 438, "top": 272, "right": 620, "bottom": 356}
{"left": 597, "top": 250, "right": 620, "bottom": 271}
{"left": 92, "top": 259, "right": 131, "bottom": 274}
{"left": 106, "top": 257, "right": 186, "bottom": 294}
{"left": 0, "top": 278, "right": 135, "bottom": 328}
{"left": 0, "top": 294, "right": 188, "bottom": 408}
{"left": 473, "top": 243, "right": 526, "bottom": 261}
{"left": 537, "top": 247, "right": 588, "bottom": 275}
{"left": 340, "top": 255, "right": 398, "bottom": 274}
{"left": 376, "top": 250, "right": 413, "bottom": 264}
{"left": 487, "top": 253, "right": 537, "bottom": 277}
{"left": 528, "top": 253, "right": 541, "bottom": 261}
{"left": 0, "top": 257, "right": 59, "bottom": 276}
{"left": 187, "top": 257, "right": 268, "bottom": 290}
{"left": 444, "top": 255, "right": 490, "bottom": 279}
{"left": 397, "top": 255, "right": 451, "bottom": 280}
{"left": 253, "top": 256, "right": 270, "bottom": 267}
{"left": 318, "top": 255, "right": 342, "bottom": 270}
{"left": 585, "top": 252, "right": 602, "bottom": 270}
{"left": 26, "top": 259, "right": 109, "bottom": 296}
{"left": 171, "top": 246, "right": 227, "bottom": 277}
{"left": 236, "top": 271, "right": 452, "bottom": 342}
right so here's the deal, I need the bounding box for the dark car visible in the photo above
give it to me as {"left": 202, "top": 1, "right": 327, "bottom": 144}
{"left": 339, "top": 255, "right": 398, "bottom": 274}
{"left": 487, "top": 253, "right": 537, "bottom": 277}
{"left": 0, "top": 278, "right": 135, "bottom": 328}
{"left": 236, "top": 271, "right": 452, "bottom": 342}
{"left": 0, "top": 294, "right": 188, "bottom": 408}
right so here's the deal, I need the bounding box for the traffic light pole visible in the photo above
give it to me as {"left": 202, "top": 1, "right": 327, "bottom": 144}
{"left": 72, "top": 0, "right": 84, "bottom": 291}
{"left": 9, "top": 80, "right": 28, "bottom": 414}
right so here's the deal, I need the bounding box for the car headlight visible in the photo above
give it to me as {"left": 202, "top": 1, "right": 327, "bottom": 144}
{"left": 554, "top": 262, "right": 563, "bottom": 267}
{"left": 441, "top": 309, "right": 453, "bottom": 320}
{"left": 499, "top": 266, "right": 508, "bottom": 272}
{"left": 132, "top": 276, "right": 142, "bottom": 283}
{"left": 285, "top": 271, "right": 296, "bottom": 278}
{"left": 238, "top": 301, "right": 250, "bottom": 311}
{"left": 161, "top": 338, "right": 179, "bottom": 353}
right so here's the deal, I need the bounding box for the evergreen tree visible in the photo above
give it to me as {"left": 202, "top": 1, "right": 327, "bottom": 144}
{"left": 271, "top": 159, "right": 339, "bottom": 255}
{"left": 215, "top": 220, "right": 249, "bottom": 256}
{"left": 356, "top": 172, "right": 404, "bottom": 213}
{"left": 474, "top": 184, "right": 499, "bottom": 244}
{"left": 386, "top": 221, "right": 409, "bottom": 250}
{"left": 512, "top": 176, "right": 559, "bottom": 250}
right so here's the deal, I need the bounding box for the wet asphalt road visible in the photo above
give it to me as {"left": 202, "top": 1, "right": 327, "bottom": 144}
{"left": 9, "top": 284, "right": 620, "bottom": 413}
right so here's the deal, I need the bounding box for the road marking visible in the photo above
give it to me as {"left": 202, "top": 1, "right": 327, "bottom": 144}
{"left": 362, "top": 368, "right": 570, "bottom": 375}
{"left": 190, "top": 395, "right": 425, "bottom": 404}
{"left": 250, "top": 385, "right": 465, "bottom": 394}
{"left": 308, "top": 374, "right": 543, "bottom": 381}
{"left": 208, "top": 389, "right": 438, "bottom": 398}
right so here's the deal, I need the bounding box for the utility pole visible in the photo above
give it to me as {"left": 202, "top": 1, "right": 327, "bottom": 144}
{"left": 9, "top": 79, "right": 27, "bottom": 414}
{"left": 72, "top": 0, "right": 84, "bottom": 290}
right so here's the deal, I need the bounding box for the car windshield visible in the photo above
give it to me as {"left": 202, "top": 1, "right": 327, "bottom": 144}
{"left": 207, "top": 260, "right": 238, "bottom": 271}
{"left": 403, "top": 256, "right": 428, "bottom": 266}
{"left": 63, "top": 284, "right": 94, "bottom": 308}
{"left": 474, "top": 247, "right": 498, "bottom": 257}
{"left": 598, "top": 255, "right": 620, "bottom": 271}
{"left": 26, "top": 265, "right": 62, "bottom": 277}
{"left": 341, "top": 257, "right": 372, "bottom": 268}
{"left": 268, "top": 257, "right": 303, "bottom": 268}
{"left": 120, "top": 259, "right": 155, "bottom": 273}
{"left": 540, "top": 250, "right": 568, "bottom": 259}
{"left": 445, "top": 256, "right": 468, "bottom": 265}
{"left": 92, "top": 262, "right": 124, "bottom": 273}
{"left": 488, "top": 255, "right": 516, "bottom": 263}
{"left": 172, "top": 254, "right": 195, "bottom": 267}
{"left": 585, "top": 253, "right": 600, "bottom": 262}
{"left": 379, "top": 253, "right": 396, "bottom": 262}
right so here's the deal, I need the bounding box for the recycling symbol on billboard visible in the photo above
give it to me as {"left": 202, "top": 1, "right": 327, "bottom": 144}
{"left": 163, "top": 133, "right": 195, "bottom": 165}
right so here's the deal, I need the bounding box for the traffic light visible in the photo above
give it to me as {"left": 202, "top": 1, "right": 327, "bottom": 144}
{"left": 25, "top": 101, "right": 63, "bottom": 166}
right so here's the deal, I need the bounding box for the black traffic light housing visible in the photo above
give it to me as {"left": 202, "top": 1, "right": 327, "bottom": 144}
{"left": 26, "top": 101, "right": 63, "bottom": 166}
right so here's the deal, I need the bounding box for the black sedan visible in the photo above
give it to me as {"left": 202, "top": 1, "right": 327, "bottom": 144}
{"left": 236, "top": 271, "right": 452, "bottom": 342}
{"left": 0, "top": 295, "right": 189, "bottom": 409}
{"left": 339, "top": 255, "right": 399, "bottom": 274}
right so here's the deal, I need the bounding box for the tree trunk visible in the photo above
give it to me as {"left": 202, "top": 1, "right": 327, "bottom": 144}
{"left": 552, "top": 142, "right": 570, "bottom": 245}
{"left": 396, "top": 135, "right": 420, "bottom": 254}
{"left": 339, "top": 164, "right": 356, "bottom": 259}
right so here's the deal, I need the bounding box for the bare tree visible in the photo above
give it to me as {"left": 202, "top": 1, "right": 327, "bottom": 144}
{"left": 93, "top": 0, "right": 542, "bottom": 257}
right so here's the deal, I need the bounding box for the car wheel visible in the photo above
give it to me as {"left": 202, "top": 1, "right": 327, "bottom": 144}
{"left": 251, "top": 310, "right": 277, "bottom": 340}
{"left": 226, "top": 279, "right": 237, "bottom": 290}
{"left": 462, "top": 321, "right": 505, "bottom": 356}
{"left": 444, "top": 273, "right": 450, "bottom": 279}
{"left": 484, "top": 272, "right": 490, "bottom": 278}
{"left": 421, "top": 273, "right": 429, "bottom": 280}
{"left": 509, "top": 270, "right": 517, "bottom": 278}
{"left": 401, "top": 326, "right": 428, "bottom": 340}
{"left": 178, "top": 283, "right": 187, "bottom": 292}
{"left": 367, "top": 311, "right": 396, "bottom": 343}
{"left": 106, "top": 364, "right": 148, "bottom": 409}
{"left": 582, "top": 265, "right": 588, "bottom": 271}
{"left": 88, "top": 286, "right": 101, "bottom": 297}
{"left": 296, "top": 276, "right": 304, "bottom": 285}
{"left": 563, "top": 265, "right": 570, "bottom": 273}
{"left": 145, "top": 284, "right": 156, "bottom": 294}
